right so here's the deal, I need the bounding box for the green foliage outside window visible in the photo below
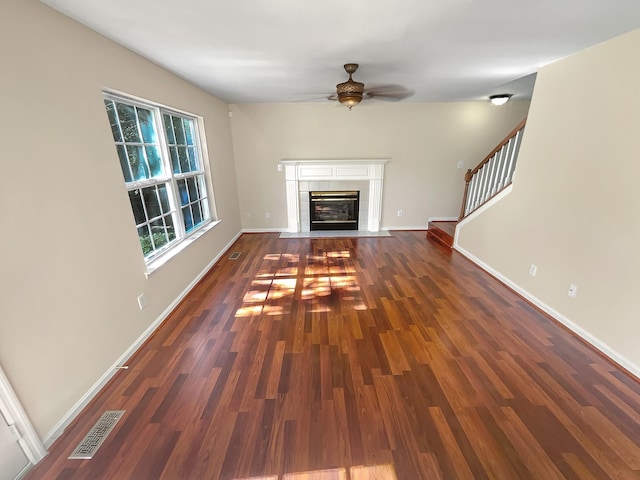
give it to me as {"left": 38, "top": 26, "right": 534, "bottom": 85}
{"left": 139, "top": 231, "right": 176, "bottom": 256}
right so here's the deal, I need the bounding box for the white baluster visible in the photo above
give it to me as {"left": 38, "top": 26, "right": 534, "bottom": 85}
{"left": 505, "top": 128, "right": 524, "bottom": 183}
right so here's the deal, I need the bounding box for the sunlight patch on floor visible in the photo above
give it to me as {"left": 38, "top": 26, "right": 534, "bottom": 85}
{"left": 231, "top": 464, "right": 397, "bottom": 480}
{"left": 283, "top": 467, "right": 346, "bottom": 479}
{"left": 235, "top": 251, "right": 367, "bottom": 318}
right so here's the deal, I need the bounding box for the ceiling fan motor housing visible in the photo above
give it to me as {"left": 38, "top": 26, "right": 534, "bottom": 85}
{"left": 336, "top": 79, "right": 365, "bottom": 98}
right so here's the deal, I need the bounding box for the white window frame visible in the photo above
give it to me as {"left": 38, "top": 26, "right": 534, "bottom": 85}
{"left": 103, "top": 91, "right": 219, "bottom": 273}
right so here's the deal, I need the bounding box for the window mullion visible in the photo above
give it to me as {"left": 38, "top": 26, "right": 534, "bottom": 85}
{"left": 125, "top": 177, "right": 170, "bottom": 192}
{"left": 133, "top": 107, "right": 150, "bottom": 177}
{"left": 157, "top": 108, "right": 186, "bottom": 240}
{"left": 111, "top": 105, "right": 135, "bottom": 182}
{"left": 170, "top": 177, "right": 186, "bottom": 239}
{"left": 174, "top": 171, "right": 204, "bottom": 180}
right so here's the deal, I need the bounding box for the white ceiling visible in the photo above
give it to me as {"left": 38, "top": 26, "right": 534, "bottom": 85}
{"left": 41, "top": 0, "right": 640, "bottom": 104}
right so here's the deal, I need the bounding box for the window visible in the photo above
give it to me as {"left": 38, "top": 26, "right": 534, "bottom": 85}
{"left": 103, "top": 93, "right": 212, "bottom": 261}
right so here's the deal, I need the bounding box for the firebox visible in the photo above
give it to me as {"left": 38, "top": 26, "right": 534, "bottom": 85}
{"left": 309, "top": 191, "right": 360, "bottom": 231}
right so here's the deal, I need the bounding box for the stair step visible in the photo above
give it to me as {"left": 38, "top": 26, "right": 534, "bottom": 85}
{"left": 427, "top": 221, "right": 456, "bottom": 248}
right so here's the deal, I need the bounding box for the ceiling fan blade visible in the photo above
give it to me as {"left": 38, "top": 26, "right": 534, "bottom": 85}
{"left": 289, "top": 93, "right": 337, "bottom": 103}
{"left": 365, "top": 85, "right": 414, "bottom": 102}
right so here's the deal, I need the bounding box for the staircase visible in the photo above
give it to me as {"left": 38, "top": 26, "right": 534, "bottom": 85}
{"left": 427, "top": 117, "right": 527, "bottom": 248}
{"left": 426, "top": 221, "right": 456, "bottom": 248}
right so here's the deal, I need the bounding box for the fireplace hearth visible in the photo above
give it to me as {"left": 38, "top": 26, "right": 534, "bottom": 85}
{"left": 309, "top": 191, "right": 359, "bottom": 231}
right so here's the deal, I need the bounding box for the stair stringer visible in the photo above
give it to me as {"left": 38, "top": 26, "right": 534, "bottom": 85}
{"left": 454, "top": 184, "right": 513, "bottom": 249}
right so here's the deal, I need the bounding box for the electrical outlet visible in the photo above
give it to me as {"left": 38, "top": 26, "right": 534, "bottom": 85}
{"left": 137, "top": 294, "right": 146, "bottom": 310}
{"left": 529, "top": 264, "right": 537, "bottom": 276}
{"left": 397, "top": 209, "right": 403, "bottom": 217}
{"left": 277, "top": 164, "right": 283, "bottom": 172}
{"left": 245, "top": 212, "right": 251, "bottom": 219}
{"left": 265, "top": 212, "right": 270, "bottom": 219}
{"left": 457, "top": 160, "right": 465, "bottom": 169}
{"left": 568, "top": 284, "right": 578, "bottom": 298}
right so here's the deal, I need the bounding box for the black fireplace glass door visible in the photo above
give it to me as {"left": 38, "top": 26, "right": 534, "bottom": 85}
{"left": 309, "top": 191, "right": 359, "bottom": 231}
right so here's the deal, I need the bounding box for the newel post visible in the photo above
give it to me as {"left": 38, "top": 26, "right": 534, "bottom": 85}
{"left": 458, "top": 168, "right": 473, "bottom": 221}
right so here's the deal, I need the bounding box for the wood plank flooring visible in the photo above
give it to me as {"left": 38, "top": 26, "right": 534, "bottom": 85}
{"left": 26, "top": 232, "right": 640, "bottom": 479}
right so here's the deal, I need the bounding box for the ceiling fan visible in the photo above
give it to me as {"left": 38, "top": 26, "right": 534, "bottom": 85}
{"left": 330, "top": 63, "right": 413, "bottom": 110}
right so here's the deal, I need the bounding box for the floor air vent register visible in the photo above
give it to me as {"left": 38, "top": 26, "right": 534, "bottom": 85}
{"left": 68, "top": 410, "right": 125, "bottom": 459}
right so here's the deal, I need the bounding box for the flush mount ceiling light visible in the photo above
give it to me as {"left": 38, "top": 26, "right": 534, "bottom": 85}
{"left": 489, "top": 94, "right": 513, "bottom": 106}
{"left": 336, "top": 63, "right": 365, "bottom": 110}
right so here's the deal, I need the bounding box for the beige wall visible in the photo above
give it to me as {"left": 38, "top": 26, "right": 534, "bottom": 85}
{"left": 457, "top": 30, "right": 640, "bottom": 372}
{"left": 230, "top": 102, "right": 530, "bottom": 230}
{"left": 0, "top": 0, "right": 241, "bottom": 439}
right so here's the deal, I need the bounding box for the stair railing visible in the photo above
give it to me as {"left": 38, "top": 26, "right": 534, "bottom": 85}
{"left": 459, "top": 118, "right": 526, "bottom": 220}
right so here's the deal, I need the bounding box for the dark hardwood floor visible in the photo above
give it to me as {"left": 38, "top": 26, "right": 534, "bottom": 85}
{"left": 26, "top": 232, "right": 640, "bottom": 479}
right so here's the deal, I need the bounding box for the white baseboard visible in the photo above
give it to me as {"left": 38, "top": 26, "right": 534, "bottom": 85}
{"left": 244, "top": 227, "right": 431, "bottom": 233}
{"left": 453, "top": 244, "right": 640, "bottom": 379}
{"left": 43, "top": 230, "right": 243, "bottom": 447}
{"left": 14, "top": 463, "right": 33, "bottom": 480}
{"left": 382, "top": 226, "right": 428, "bottom": 231}
{"left": 242, "top": 228, "right": 284, "bottom": 233}
{"left": 245, "top": 226, "right": 434, "bottom": 233}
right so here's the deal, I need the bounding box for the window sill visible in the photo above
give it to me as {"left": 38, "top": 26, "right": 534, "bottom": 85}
{"left": 144, "top": 220, "right": 222, "bottom": 278}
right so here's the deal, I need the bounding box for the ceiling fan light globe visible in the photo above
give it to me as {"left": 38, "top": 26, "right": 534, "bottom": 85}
{"left": 338, "top": 95, "right": 362, "bottom": 107}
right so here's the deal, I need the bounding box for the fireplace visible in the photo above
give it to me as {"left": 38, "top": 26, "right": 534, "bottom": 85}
{"left": 309, "top": 191, "right": 360, "bottom": 230}
{"left": 280, "top": 159, "right": 389, "bottom": 233}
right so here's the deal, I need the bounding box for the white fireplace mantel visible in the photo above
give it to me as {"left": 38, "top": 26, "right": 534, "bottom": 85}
{"left": 280, "top": 158, "right": 390, "bottom": 233}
